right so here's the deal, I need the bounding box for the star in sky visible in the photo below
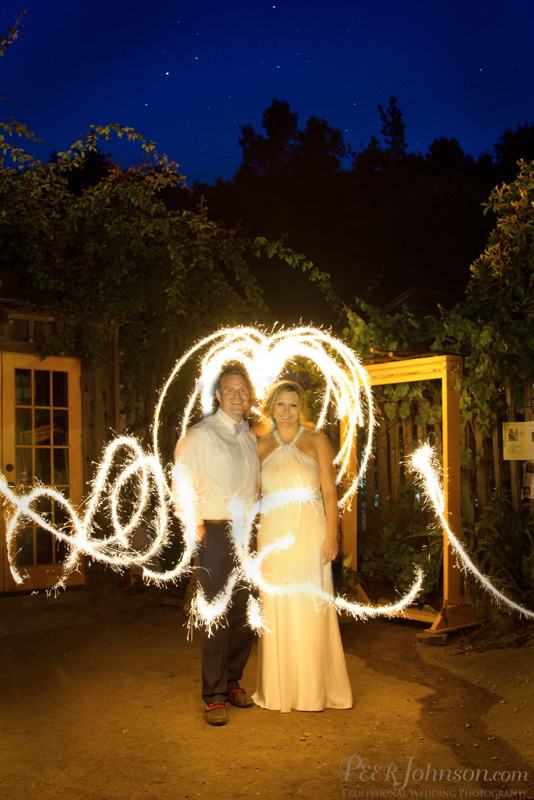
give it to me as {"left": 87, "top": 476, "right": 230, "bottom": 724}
{"left": 1, "top": 0, "right": 533, "bottom": 182}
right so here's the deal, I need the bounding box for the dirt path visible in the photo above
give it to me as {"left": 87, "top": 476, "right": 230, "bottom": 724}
{"left": 0, "top": 590, "right": 532, "bottom": 800}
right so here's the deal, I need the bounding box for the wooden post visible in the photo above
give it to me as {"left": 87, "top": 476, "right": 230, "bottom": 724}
{"left": 524, "top": 378, "right": 534, "bottom": 515}
{"left": 474, "top": 426, "right": 488, "bottom": 510}
{"left": 340, "top": 416, "right": 358, "bottom": 565}
{"left": 112, "top": 321, "right": 121, "bottom": 434}
{"left": 341, "top": 355, "right": 466, "bottom": 629}
{"left": 492, "top": 413, "right": 504, "bottom": 501}
{"left": 441, "top": 359, "right": 463, "bottom": 606}
{"left": 506, "top": 386, "right": 522, "bottom": 513}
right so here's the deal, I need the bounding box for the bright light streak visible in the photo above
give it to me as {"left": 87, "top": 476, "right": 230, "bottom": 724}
{"left": 1, "top": 326, "right": 531, "bottom": 631}
{"left": 410, "top": 444, "right": 534, "bottom": 619}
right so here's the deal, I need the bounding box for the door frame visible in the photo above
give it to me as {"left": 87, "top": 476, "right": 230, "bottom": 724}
{"left": 0, "top": 352, "right": 84, "bottom": 592}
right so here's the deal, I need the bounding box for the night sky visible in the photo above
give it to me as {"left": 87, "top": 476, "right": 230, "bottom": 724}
{"left": 1, "top": 0, "right": 533, "bottom": 184}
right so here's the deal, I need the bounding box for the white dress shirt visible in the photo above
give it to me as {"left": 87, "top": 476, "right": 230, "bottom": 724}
{"left": 173, "top": 408, "right": 260, "bottom": 524}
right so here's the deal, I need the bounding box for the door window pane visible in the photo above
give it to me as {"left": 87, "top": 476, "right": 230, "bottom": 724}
{"left": 36, "top": 527, "right": 53, "bottom": 565}
{"left": 16, "top": 528, "right": 34, "bottom": 566}
{"left": 5, "top": 358, "right": 81, "bottom": 585}
{"left": 35, "top": 494, "right": 52, "bottom": 519}
{"left": 53, "top": 371, "right": 69, "bottom": 407}
{"left": 15, "top": 408, "right": 32, "bottom": 446}
{"left": 34, "top": 408, "right": 52, "bottom": 446}
{"left": 16, "top": 448, "right": 32, "bottom": 484}
{"left": 53, "top": 449, "right": 69, "bottom": 485}
{"left": 15, "top": 369, "right": 31, "bottom": 405}
{"left": 55, "top": 537, "right": 68, "bottom": 563}
{"left": 34, "top": 370, "right": 50, "bottom": 407}
{"left": 54, "top": 499, "right": 70, "bottom": 528}
{"left": 34, "top": 449, "right": 51, "bottom": 484}
{"left": 54, "top": 500, "right": 70, "bottom": 563}
{"left": 53, "top": 409, "right": 69, "bottom": 445}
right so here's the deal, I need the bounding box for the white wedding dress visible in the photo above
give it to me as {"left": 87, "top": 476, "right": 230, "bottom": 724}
{"left": 252, "top": 428, "right": 353, "bottom": 712}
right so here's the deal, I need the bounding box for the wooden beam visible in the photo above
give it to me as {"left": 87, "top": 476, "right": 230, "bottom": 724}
{"left": 341, "top": 354, "right": 464, "bottom": 622}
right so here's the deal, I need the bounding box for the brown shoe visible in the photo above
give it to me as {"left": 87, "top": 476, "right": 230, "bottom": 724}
{"left": 228, "top": 688, "right": 254, "bottom": 708}
{"left": 205, "top": 703, "right": 227, "bottom": 726}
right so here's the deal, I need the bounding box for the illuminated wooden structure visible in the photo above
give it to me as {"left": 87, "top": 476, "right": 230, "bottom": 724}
{"left": 0, "top": 306, "right": 120, "bottom": 593}
{"left": 341, "top": 354, "right": 480, "bottom": 632}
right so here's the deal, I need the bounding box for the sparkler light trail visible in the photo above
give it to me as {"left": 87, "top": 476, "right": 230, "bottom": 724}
{"left": 1, "top": 326, "right": 532, "bottom": 628}
{"left": 409, "top": 444, "right": 534, "bottom": 619}
{"left": 1, "top": 327, "right": 376, "bottom": 603}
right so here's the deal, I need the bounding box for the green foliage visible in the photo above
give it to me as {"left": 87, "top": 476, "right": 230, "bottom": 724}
{"left": 0, "top": 123, "right": 336, "bottom": 438}
{"left": 467, "top": 158, "right": 534, "bottom": 321}
{"left": 428, "top": 159, "right": 534, "bottom": 435}
{"left": 343, "top": 299, "right": 442, "bottom": 427}
{"left": 1, "top": 126, "right": 262, "bottom": 353}
{"left": 0, "top": 119, "right": 41, "bottom": 168}
{"left": 1, "top": 12, "right": 42, "bottom": 169}
{"left": 344, "top": 161, "right": 534, "bottom": 607}
{"left": 0, "top": 10, "right": 25, "bottom": 58}
{"left": 343, "top": 298, "right": 433, "bottom": 359}
{"left": 381, "top": 382, "right": 442, "bottom": 426}
{"left": 250, "top": 235, "right": 339, "bottom": 311}
{"left": 359, "top": 512, "right": 443, "bottom": 599}
{"left": 462, "top": 498, "right": 534, "bottom": 608}
{"left": 344, "top": 160, "right": 534, "bottom": 438}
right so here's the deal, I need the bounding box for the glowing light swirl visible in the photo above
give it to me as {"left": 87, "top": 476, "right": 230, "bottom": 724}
{"left": 0, "top": 327, "right": 374, "bottom": 594}
{"left": 410, "top": 444, "right": 534, "bottom": 620}
{"left": 2, "top": 326, "right": 530, "bottom": 633}
{"left": 1, "top": 437, "right": 195, "bottom": 588}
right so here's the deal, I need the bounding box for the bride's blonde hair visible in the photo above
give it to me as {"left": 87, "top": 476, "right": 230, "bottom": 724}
{"left": 263, "top": 380, "right": 308, "bottom": 425}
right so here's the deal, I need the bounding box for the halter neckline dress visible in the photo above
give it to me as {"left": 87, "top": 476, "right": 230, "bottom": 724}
{"left": 252, "top": 427, "right": 352, "bottom": 712}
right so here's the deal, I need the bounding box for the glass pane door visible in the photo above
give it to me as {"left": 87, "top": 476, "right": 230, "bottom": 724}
{"left": 1, "top": 353, "right": 83, "bottom": 592}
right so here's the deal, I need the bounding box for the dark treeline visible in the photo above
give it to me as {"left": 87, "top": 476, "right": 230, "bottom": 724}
{"left": 187, "top": 97, "right": 534, "bottom": 321}
{"left": 42, "top": 97, "right": 534, "bottom": 327}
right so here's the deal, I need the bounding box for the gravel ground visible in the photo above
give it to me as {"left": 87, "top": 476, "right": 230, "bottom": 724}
{"left": 0, "top": 588, "right": 533, "bottom": 800}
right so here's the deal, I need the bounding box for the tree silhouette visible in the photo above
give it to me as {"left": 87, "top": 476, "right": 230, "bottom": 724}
{"left": 378, "top": 95, "right": 407, "bottom": 163}
{"left": 236, "top": 98, "right": 299, "bottom": 180}
{"left": 235, "top": 98, "right": 345, "bottom": 182}
{"left": 296, "top": 115, "right": 346, "bottom": 175}
{"left": 493, "top": 123, "right": 534, "bottom": 181}
{"left": 425, "top": 136, "right": 472, "bottom": 175}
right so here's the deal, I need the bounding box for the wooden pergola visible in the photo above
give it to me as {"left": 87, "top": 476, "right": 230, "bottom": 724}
{"left": 341, "top": 353, "right": 481, "bottom": 633}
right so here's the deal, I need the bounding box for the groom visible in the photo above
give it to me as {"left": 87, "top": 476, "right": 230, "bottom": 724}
{"left": 173, "top": 364, "right": 260, "bottom": 726}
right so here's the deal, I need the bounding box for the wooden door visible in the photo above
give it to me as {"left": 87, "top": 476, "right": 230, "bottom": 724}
{"left": 0, "top": 353, "right": 83, "bottom": 592}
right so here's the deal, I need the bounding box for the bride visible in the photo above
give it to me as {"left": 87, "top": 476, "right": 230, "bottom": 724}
{"left": 252, "top": 380, "right": 353, "bottom": 712}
